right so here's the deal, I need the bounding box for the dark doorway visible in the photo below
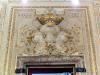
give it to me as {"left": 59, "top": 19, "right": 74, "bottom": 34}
{"left": 26, "top": 64, "right": 75, "bottom": 75}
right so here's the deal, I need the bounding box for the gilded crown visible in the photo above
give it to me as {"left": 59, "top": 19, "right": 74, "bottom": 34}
{"left": 37, "top": 12, "right": 64, "bottom": 26}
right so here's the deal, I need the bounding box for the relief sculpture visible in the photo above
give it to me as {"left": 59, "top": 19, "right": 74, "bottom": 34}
{"left": 18, "top": 24, "right": 82, "bottom": 56}
{"left": 16, "top": 9, "right": 84, "bottom": 56}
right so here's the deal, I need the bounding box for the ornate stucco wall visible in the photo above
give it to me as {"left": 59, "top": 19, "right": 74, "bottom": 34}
{"left": 0, "top": 0, "right": 100, "bottom": 75}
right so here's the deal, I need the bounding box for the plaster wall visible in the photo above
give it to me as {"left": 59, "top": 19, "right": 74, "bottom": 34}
{"left": 0, "top": 0, "right": 99, "bottom": 75}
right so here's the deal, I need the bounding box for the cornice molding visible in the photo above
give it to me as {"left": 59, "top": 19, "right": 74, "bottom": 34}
{"left": 8, "top": 0, "right": 91, "bottom": 3}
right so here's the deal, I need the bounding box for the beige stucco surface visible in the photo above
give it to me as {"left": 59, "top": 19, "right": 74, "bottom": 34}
{"left": 0, "top": 0, "right": 100, "bottom": 75}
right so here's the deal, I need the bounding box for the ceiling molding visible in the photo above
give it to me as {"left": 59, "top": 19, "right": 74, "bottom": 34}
{"left": 8, "top": 0, "right": 91, "bottom": 2}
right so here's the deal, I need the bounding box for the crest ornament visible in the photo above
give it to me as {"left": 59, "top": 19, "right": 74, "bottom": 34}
{"left": 37, "top": 12, "right": 64, "bottom": 26}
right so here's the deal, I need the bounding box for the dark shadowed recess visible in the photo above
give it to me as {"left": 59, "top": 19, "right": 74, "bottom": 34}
{"left": 27, "top": 64, "right": 75, "bottom": 75}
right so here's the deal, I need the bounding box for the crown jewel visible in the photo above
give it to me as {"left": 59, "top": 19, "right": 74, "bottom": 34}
{"left": 37, "top": 12, "right": 64, "bottom": 26}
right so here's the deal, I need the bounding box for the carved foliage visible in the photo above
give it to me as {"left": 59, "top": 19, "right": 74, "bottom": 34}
{"left": 17, "top": 24, "right": 82, "bottom": 56}
{"left": 14, "top": 8, "right": 86, "bottom": 56}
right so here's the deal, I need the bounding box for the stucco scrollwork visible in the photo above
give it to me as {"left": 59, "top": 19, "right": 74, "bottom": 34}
{"left": 18, "top": 23, "right": 82, "bottom": 56}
